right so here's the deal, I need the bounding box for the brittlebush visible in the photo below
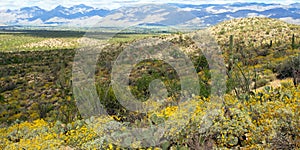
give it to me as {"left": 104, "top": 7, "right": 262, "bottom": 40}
{"left": 0, "top": 85, "right": 299, "bottom": 149}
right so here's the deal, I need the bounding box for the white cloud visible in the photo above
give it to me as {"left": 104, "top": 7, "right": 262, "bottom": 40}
{"left": 280, "top": 17, "right": 300, "bottom": 24}
{"left": 0, "top": 12, "right": 17, "bottom": 24}
{"left": 17, "top": 18, "right": 44, "bottom": 26}
{"left": 206, "top": 6, "right": 228, "bottom": 14}
{"left": 205, "top": 3, "right": 284, "bottom": 14}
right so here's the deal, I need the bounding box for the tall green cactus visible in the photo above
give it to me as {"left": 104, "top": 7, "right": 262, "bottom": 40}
{"left": 228, "top": 35, "right": 234, "bottom": 72}
{"left": 292, "top": 34, "right": 295, "bottom": 49}
{"left": 229, "top": 35, "right": 234, "bottom": 52}
{"left": 269, "top": 40, "right": 272, "bottom": 48}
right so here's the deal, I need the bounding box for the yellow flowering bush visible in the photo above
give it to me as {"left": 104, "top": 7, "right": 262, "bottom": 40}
{"left": 0, "top": 119, "right": 64, "bottom": 150}
{"left": 0, "top": 85, "right": 299, "bottom": 149}
{"left": 149, "top": 85, "right": 299, "bottom": 149}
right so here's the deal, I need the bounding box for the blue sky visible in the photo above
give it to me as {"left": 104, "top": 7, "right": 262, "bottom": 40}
{"left": 0, "top": 0, "right": 299, "bottom": 10}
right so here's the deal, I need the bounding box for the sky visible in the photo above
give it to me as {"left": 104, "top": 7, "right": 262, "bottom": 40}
{"left": 0, "top": 0, "right": 299, "bottom": 10}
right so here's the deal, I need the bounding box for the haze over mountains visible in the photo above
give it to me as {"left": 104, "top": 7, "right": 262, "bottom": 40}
{"left": 0, "top": 2, "right": 299, "bottom": 27}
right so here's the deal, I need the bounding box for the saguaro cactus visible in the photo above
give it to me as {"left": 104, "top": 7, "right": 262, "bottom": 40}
{"left": 292, "top": 34, "right": 295, "bottom": 49}
{"left": 228, "top": 35, "right": 234, "bottom": 72}
{"left": 229, "top": 35, "right": 234, "bottom": 52}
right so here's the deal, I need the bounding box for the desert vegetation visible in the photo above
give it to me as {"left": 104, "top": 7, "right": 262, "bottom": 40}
{"left": 0, "top": 17, "right": 299, "bottom": 149}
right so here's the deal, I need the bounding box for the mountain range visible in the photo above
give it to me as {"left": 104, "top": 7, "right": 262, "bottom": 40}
{"left": 0, "top": 2, "right": 299, "bottom": 28}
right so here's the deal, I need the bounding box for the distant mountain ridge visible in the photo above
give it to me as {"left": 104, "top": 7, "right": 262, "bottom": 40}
{"left": 0, "top": 3, "right": 299, "bottom": 27}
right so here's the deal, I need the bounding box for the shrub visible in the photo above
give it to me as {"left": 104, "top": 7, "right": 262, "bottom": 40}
{"left": 256, "top": 78, "right": 268, "bottom": 88}
{"left": 276, "top": 55, "right": 300, "bottom": 80}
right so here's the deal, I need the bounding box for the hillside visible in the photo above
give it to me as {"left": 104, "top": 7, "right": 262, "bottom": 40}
{"left": 0, "top": 17, "right": 299, "bottom": 125}
{"left": 208, "top": 17, "right": 300, "bottom": 93}
{"left": 209, "top": 17, "right": 299, "bottom": 61}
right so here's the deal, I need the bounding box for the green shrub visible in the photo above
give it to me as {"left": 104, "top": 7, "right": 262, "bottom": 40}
{"left": 276, "top": 55, "right": 300, "bottom": 79}
{"left": 256, "top": 78, "right": 268, "bottom": 88}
